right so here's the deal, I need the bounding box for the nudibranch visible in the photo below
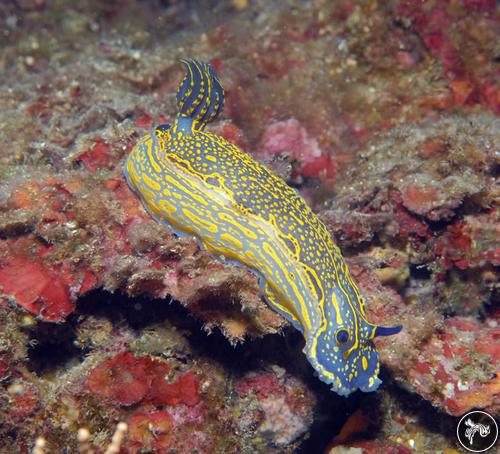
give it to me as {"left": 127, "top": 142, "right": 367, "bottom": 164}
{"left": 124, "top": 59, "right": 402, "bottom": 396}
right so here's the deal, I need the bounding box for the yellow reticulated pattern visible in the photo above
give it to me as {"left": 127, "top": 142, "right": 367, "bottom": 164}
{"left": 123, "top": 59, "right": 401, "bottom": 396}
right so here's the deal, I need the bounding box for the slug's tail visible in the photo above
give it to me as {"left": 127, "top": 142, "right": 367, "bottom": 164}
{"left": 176, "top": 58, "right": 224, "bottom": 131}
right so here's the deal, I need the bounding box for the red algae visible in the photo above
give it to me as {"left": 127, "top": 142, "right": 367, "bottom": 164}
{"left": 0, "top": 360, "right": 7, "bottom": 381}
{"left": 86, "top": 352, "right": 200, "bottom": 408}
{"left": 86, "top": 352, "right": 151, "bottom": 406}
{"left": 146, "top": 370, "right": 199, "bottom": 407}
{"left": 134, "top": 111, "right": 153, "bottom": 129}
{"left": 235, "top": 371, "right": 285, "bottom": 399}
{"left": 77, "top": 138, "right": 113, "bottom": 173}
{"left": 0, "top": 256, "right": 74, "bottom": 321}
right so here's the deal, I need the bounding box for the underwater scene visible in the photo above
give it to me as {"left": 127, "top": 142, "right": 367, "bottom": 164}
{"left": 0, "top": 0, "right": 498, "bottom": 453}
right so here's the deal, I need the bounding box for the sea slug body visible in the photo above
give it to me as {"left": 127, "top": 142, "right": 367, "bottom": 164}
{"left": 124, "top": 59, "right": 402, "bottom": 396}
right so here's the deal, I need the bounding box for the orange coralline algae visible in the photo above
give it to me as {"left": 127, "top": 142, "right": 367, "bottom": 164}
{"left": 128, "top": 410, "right": 173, "bottom": 451}
{"left": 401, "top": 185, "right": 441, "bottom": 216}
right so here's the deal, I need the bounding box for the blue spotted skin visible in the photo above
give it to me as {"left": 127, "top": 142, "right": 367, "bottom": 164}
{"left": 124, "top": 59, "right": 402, "bottom": 396}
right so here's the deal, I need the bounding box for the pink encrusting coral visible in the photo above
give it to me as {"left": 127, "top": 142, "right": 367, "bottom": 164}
{"left": 257, "top": 118, "right": 337, "bottom": 180}
{"left": 0, "top": 0, "right": 498, "bottom": 451}
{"left": 234, "top": 367, "right": 316, "bottom": 447}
